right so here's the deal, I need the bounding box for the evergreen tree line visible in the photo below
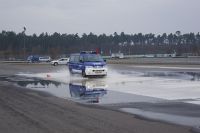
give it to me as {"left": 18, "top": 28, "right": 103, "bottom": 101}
{"left": 0, "top": 30, "right": 200, "bottom": 59}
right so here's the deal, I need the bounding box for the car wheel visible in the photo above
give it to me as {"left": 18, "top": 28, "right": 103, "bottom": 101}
{"left": 54, "top": 62, "right": 58, "bottom": 66}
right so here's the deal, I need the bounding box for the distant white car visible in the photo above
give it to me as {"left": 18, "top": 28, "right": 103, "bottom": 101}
{"left": 39, "top": 56, "right": 51, "bottom": 62}
{"left": 51, "top": 58, "right": 69, "bottom": 66}
{"left": 111, "top": 53, "right": 124, "bottom": 59}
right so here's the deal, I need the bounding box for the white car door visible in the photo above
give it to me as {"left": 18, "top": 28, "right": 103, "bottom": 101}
{"left": 62, "top": 59, "right": 69, "bottom": 64}
{"left": 58, "top": 58, "right": 68, "bottom": 64}
{"left": 58, "top": 59, "right": 64, "bottom": 64}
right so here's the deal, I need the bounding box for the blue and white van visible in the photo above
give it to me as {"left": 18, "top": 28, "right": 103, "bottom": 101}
{"left": 68, "top": 51, "right": 107, "bottom": 77}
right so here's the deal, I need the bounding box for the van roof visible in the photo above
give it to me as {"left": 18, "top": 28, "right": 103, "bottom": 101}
{"left": 70, "top": 51, "right": 97, "bottom": 56}
{"left": 80, "top": 51, "right": 97, "bottom": 54}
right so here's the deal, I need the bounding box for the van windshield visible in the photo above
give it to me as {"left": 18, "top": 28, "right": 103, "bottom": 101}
{"left": 82, "top": 54, "right": 103, "bottom": 62}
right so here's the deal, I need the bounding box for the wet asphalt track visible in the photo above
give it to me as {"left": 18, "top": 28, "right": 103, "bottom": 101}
{"left": 0, "top": 64, "right": 200, "bottom": 129}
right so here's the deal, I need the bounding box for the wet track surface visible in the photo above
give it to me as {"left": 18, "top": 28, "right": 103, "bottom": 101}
{"left": 1, "top": 65, "right": 200, "bottom": 128}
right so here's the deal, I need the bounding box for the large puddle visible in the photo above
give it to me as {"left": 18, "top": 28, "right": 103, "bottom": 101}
{"left": 0, "top": 74, "right": 162, "bottom": 104}
{"left": 1, "top": 67, "right": 200, "bottom": 127}
{"left": 1, "top": 69, "right": 200, "bottom": 104}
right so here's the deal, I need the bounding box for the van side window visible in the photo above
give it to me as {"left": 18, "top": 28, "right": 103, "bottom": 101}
{"left": 70, "top": 55, "right": 75, "bottom": 62}
{"left": 74, "top": 55, "right": 80, "bottom": 62}
{"left": 79, "top": 56, "right": 83, "bottom": 62}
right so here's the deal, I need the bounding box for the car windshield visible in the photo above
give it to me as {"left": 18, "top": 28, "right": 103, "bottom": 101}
{"left": 82, "top": 54, "right": 103, "bottom": 62}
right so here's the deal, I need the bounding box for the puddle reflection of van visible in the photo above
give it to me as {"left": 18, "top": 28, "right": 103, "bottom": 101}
{"left": 68, "top": 51, "right": 107, "bottom": 77}
{"left": 69, "top": 80, "right": 107, "bottom": 103}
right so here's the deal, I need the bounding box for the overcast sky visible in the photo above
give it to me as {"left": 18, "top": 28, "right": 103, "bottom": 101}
{"left": 0, "top": 0, "right": 200, "bottom": 35}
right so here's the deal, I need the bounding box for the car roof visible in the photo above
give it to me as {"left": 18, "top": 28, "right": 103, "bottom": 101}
{"left": 70, "top": 53, "right": 80, "bottom": 56}
{"left": 39, "top": 56, "right": 50, "bottom": 58}
{"left": 80, "top": 51, "right": 97, "bottom": 54}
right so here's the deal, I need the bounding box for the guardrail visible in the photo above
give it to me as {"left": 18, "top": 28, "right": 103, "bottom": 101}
{"left": 107, "top": 57, "right": 200, "bottom": 65}
{"left": 0, "top": 61, "right": 52, "bottom": 65}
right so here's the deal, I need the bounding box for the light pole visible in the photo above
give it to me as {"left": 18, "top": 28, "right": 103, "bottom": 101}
{"left": 22, "top": 27, "right": 26, "bottom": 60}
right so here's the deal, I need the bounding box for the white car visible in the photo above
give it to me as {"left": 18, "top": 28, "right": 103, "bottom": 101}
{"left": 39, "top": 56, "right": 51, "bottom": 62}
{"left": 51, "top": 58, "right": 69, "bottom": 66}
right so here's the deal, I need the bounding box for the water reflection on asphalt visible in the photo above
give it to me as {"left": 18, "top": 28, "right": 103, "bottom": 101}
{"left": 69, "top": 80, "right": 107, "bottom": 103}
{"left": 0, "top": 75, "right": 160, "bottom": 104}
{"left": 1, "top": 70, "right": 200, "bottom": 127}
{"left": 1, "top": 70, "right": 200, "bottom": 104}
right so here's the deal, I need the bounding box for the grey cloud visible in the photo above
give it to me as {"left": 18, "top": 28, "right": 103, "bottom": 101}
{"left": 0, "top": 0, "right": 200, "bottom": 35}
